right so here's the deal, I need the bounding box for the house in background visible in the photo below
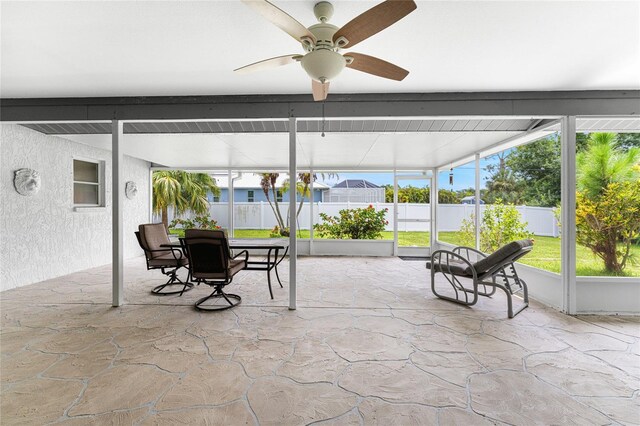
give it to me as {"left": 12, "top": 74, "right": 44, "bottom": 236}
{"left": 209, "top": 174, "right": 329, "bottom": 203}
{"left": 461, "top": 195, "right": 485, "bottom": 205}
{"left": 323, "top": 179, "right": 386, "bottom": 203}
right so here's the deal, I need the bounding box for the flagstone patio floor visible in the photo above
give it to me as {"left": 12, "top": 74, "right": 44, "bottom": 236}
{"left": 1, "top": 256, "right": 639, "bottom": 425}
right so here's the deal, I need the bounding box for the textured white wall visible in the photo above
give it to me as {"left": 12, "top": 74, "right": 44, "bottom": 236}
{"left": 0, "top": 124, "right": 150, "bottom": 291}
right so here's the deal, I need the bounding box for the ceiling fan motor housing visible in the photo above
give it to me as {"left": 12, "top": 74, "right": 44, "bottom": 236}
{"left": 301, "top": 22, "right": 344, "bottom": 82}
{"left": 301, "top": 49, "right": 346, "bottom": 82}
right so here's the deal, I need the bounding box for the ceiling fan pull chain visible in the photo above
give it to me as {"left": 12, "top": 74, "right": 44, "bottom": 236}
{"left": 321, "top": 100, "right": 326, "bottom": 137}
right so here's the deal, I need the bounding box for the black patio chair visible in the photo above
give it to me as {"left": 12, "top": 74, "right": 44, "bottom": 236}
{"left": 181, "top": 229, "right": 248, "bottom": 311}
{"left": 135, "top": 223, "right": 193, "bottom": 296}
{"left": 426, "top": 239, "right": 533, "bottom": 318}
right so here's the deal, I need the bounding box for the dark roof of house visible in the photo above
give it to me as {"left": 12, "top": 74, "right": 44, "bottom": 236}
{"left": 333, "top": 179, "right": 381, "bottom": 189}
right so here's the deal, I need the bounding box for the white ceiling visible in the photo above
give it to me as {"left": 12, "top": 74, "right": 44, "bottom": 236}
{"left": 2, "top": 1, "right": 639, "bottom": 98}
{"left": 61, "top": 130, "right": 524, "bottom": 169}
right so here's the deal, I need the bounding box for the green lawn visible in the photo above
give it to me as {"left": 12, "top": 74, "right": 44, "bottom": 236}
{"left": 170, "top": 228, "right": 639, "bottom": 277}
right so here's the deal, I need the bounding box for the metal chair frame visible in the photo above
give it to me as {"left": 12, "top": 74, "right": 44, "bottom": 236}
{"left": 429, "top": 245, "right": 532, "bottom": 318}
{"left": 135, "top": 230, "right": 193, "bottom": 296}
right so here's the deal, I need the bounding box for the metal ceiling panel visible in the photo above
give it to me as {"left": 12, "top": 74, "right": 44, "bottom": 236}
{"left": 28, "top": 117, "right": 638, "bottom": 137}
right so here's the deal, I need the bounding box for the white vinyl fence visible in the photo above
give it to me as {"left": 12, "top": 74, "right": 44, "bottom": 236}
{"left": 158, "top": 202, "right": 560, "bottom": 237}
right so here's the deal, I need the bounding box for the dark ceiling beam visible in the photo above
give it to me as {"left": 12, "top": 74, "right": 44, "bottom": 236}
{"left": 1, "top": 90, "right": 638, "bottom": 122}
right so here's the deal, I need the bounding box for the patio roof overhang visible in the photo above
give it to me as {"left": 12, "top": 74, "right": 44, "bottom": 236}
{"left": 14, "top": 115, "right": 640, "bottom": 171}
{"left": 4, "top": 90, "right": 638, "bottom": 170}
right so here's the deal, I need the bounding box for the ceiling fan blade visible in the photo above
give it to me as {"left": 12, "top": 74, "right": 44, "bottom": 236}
{"left": 345, "top": 52, "right": 409, "bottom": 81}
{"left": 312, "top": 79, "right": 330, "bottom": 101}
{"left": 333, "top": 0, "right": 416, "bottom": 49}
{"left": 241, "top": 0, "right": 317, "bottom": 45}
{"left": 234, "top": 54, "right": 301, "bottom": 74}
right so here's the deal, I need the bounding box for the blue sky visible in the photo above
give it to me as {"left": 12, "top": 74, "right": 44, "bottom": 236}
{"left": 318, "top": 156, "right": 499, "bottom": 191}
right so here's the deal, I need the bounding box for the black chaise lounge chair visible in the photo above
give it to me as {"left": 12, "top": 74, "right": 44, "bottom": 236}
{"left": 427, "top": 239, "right": 533, "bottom": 318}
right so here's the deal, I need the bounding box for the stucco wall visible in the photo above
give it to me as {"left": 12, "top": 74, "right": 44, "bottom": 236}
{"left": 0, "top": 124, "right": 150, "bottom": 291}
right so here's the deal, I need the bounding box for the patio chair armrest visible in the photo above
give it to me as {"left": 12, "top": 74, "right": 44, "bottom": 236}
{"left": 154, "top": 245, "right": 185, "bottom": 260}
{"left": 429, "top": 249, "right": 478, "bottom": 279}
{"left": 232, "top": 250, "right": 249, "bottom": 262}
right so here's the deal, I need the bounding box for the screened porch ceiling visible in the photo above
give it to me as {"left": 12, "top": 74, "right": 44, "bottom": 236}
{"left": 20, "top": 116, "right": 639, "bottom": 170}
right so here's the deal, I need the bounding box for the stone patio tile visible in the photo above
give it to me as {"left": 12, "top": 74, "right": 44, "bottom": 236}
{"left": 410, "top": 325, "right": 467, "bottom": 352}
{"left": 111, "top": 326, "right": 178, "bottom": 349}
{"left": 156, "top": 362, "right": 250, "bottom": 410}
{"left": 313, "top": 408, "right": 361, "bottom": 425}
{"left": 277, "top": 338, "right": 349, "bottom": 383}
{"left": 354, "top": 315, "right": 416, "bottom": 337}
{"left": 434, "top": 314, "right": 484, "bottom": 334}
{"left": 185, "top": 312, "right": 239, "bottom": 336}
{"left": 326, "top": 328, "right": 414, "bottom": 361}
{"left": 142, "top": 402, "right": 255, "bottom": 425}
{"left": 338, "top": 361, "right": 467, "bottom": 407}
{"left": 550, "top": 328, "right": 631, "bottom": 351}
{"left": 577, "top": 395, "right": 640, "bottom": 426}
{"left": 526, "top": 349, "right": 638, "bottom": 397}
{"left": 482, "top": 320, "right": 568, "bottom": 352}
{"left": 58, "top": 407, "right": 149, "bottom": 425}
{"left": 231, "top": 339, "right": 294, "bottom": 378}
{"left": 304, "top": 312, "right": 355, "bottom": 338}
{"left": 68, "top": 364, "right": 176, "bottom": 416}
{"left": 579, "top": 315, "right": 640, "bottom": 339}
{"left": 1, "top": 349, "right": 60, "bottom": 383}
{"left": 543, "top": 314, "right": 637, "bottom": 344}
{"left": 438, "top": 407, "right": 499, "bottom": 425}
{"left": 1, "top": 256, "right": 638, "bottom": 425}
{"left": 358, "top": 398, "right": 438, "bottom": 425}
{"left": 390, "top": 309, "right": 434, "bottom": 325}
{"left": 116, "top": 332, "right": 208, "bottom": 373}
{"left": 587, "top": 350, "right": 640, "bottom": 379}
{"left": 469, "top": 370, "right": 610, "bottom": 425}
{"left": 44, "top": 341, "right": 116, "bottom": 379}
{"left": 255, "top": 315, "right": 309, "bottom": 342}
{"left": 29, "top": 327, "right": 113, "bottom": 355}
{"left": 0, "top": 377, "right": 84, "bottom": 425}
{"left": 248, "top": 376, "right": 357, "bottom": 425}
{"left": 410, "top": 350, "right": 485, "bottom": 386}
{"left": 466, "top": 334, "right": 529, "bottom": 371}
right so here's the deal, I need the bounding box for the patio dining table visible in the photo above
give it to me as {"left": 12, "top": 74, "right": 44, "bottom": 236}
{"left": 163, "top": 238, "right": 288, "bottom": 299}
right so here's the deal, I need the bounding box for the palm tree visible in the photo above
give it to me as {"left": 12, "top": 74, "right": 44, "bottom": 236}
{"left": 485, "top": 168, "right": 523, "bottom": 204}
{"left": 577, "top": 132, "right": 640, "bottom": 198}
{"left": 259, "top": 172, "right": 338, "bottom": 236}
{"left": 284, "top": 173, "right": 338, "bottom": 216}
{"left": 259, "top": 173, "right": 287, "bottom": 234}
{"left": 152, "top": 171, "right": 219, "bottom": 229}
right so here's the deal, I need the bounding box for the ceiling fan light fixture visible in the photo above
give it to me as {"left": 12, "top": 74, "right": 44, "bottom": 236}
{"left": 301, "top": 49, "right": 346, "bottom": 82}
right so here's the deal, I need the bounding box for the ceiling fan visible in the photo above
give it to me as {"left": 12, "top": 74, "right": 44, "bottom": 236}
{"left": 234, "top": 0, "right": 417, "bottom": 101}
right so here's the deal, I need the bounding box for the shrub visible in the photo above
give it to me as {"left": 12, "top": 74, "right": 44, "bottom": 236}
{"left": 269, "top": 225, "right": 289, "bottom": 238}
{"left": 460, "top": 201, "right": 532, "bottom": 253}
{"left": 169, "top": 214, "right": 221, "bottom": 231}
{"left": 314, "top": 205, "right": 388, "bottom": 239}
{"left": 576, "top": 181, "right": 640, "bottom": 274}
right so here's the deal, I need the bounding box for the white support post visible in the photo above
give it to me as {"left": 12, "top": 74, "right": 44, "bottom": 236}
{"left": 228, "top": 169, "right": 234, "bottom": 237}
{"left": 148, "top": 168, "right": 153, "bottom": 222}
{"left": 309, "top": 168, "right": 314, "bottom": 254}
{"left": 393, "top": 170, "right": 399, "bottom": 256}
{"left": 430, "top": 168, "right": 438, "bottom": 250}
{"left": 112, "top": 120, "right": 124, "bottom": 307}
{"left": 289, "top": 117, "right": 297, "bottom": 310}
{"left": 561, "top": 116, "right": 577, "bottom": 315}
{"left": 475, "top": 153, "right": 481, "bottom": 250}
